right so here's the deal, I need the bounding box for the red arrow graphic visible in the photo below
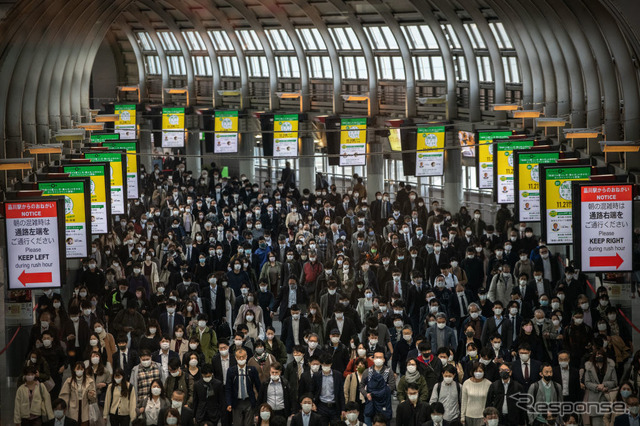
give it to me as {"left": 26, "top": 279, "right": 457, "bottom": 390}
{"left": 589, "top": 253, "right": 624, "bottom": 269}
{"left": 18, "top": 270, "right": 52, "bottom": 286}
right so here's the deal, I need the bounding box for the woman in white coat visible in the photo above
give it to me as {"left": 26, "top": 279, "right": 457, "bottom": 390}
{"left": 584, "top": 348, "right": 618, "bottom": 426}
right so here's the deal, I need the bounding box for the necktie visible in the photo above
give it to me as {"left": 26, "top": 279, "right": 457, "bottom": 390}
{"left": 394, "top": 281, "right": 400, "bottom": 294}
{"left": 168, "top": 314, "right": 174, "bottom": 337}
{"left": 239, "top": 369, "right": 247, "bottom": 399}
{"left": 524, "top": 363, "right": 529, "bottom": 380}
{"left": 122, "top": 352, "right": 127, "bottom": 368}
{"left": 298, "top": 363, "right": 303, "bottom": 379}
{"left": 512, "top": 318, "right": 517, "bottom": 342}
{"left": 460, "top": 296, "right": 467, "bottom": 316}
{"left": 436, "top": 227, "right": 440, "bottom": 240}
{"left": 406, "top": 235, "right": 410, "bottom": 246}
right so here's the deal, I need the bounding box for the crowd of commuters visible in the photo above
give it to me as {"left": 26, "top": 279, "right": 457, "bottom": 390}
{"left": 13, "top": 158, "right": 639, "bottom": 426}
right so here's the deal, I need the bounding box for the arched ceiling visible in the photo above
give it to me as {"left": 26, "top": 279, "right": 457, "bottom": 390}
{"left": 0, "top": 0, "right": 639, "bottom": 157}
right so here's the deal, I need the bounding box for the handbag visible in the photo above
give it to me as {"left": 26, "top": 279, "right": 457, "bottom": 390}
{"left": 89, "top": 402, "right": 105, "bottom": 426}
{"left": 43, "top": 378, "right": 55, "bottom": 392}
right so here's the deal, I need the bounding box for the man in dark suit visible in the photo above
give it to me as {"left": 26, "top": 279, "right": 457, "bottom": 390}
{"left": 152, "top": 337, "right": 180, "bottom": 374}
{"left": 426, "top": 241, "right": 449, "bottom": 284}
{"left": 291, "top": 394, "right": 323, "bottom": 426}
{"left": 510, "top": 343, "right": 541, "bottom": 391}
{"left": 407, "top": 271, "right": 428, "bottom": 332}
{"left": 552, "top": 351, "right": 583, "bottom": 403}
{"left": 112, "top": 334, "right": 139, "bottom": 380}
{"left": 312, "top": 353, "right": 345, "bottom": 426}
{"left": 257, "top": 363, "right": 292, "bottom": 418}
{"left": 225, "top": 348, "right": 261, "bottom": 426}
{"left": 274, "top": 278, "right": 309, "bottom": 321}
{"left": 193, "top": 364, "right": 227, "bottom": 424}
{"left": 533, "top": 246, "right": 562, "bottom": 285}
{"left": 480, "top": 302, "right": 512, "bottom": 348}
{"left": 385, "top": 268, "right": 410, "bottom": 303}
{"left": 396, "top": 383, "right": 431, "bottom": 426}
{"left": 614, "top": 396, "right": 640, "bottom": 426}
{"left": 324, "top": 328, "right": 350, "bottom": 372}
{"left": 448, "top": 283, "right": 475, "bottom": 331}
{"left": 281, "top": 305, "right": 311, "bottom": 354}
{"left": 212, "top": 340, "right": 236, "bottom": 386}
{"left": 201, "top": 273, "right": 228, "bottom": 325}
{"left": 160, "top": 389, "right": 195, "bottom": 426}
{"left": 485, "top": 363, "right": 526, "bottom": 426}
{"left": 284, "top": 346, "right": 310, "bottom": 411}
{"left": 324, "top": 307, "right": 358, "bottom": 347}
{"left": 159, "top": 299, "right": 185, "bottom": 339}
{"left": 44, "top": 399, "right": 78, "bottom": 426}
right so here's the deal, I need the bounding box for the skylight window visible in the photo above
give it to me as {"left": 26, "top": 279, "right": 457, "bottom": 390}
{"left": 183, "top": 31, "right": 206, "bottom": 51}
{"left": 441, "top": 24, "right": 461, "bottom": 49}
{"left": 296, "top": 28, "right": 327, "bottom": 50}
{"left": 136, "top": 32, "right": 155, "bottom": 51}
{"left": 247, "top": 56, "right": 269, "bottom": 77}
{"left": 158, "top": 32, "right": 180, "bottom": 51}
{"left": 218, "top": 56, "right": 240, "bottom": 77}
{"left": 463, "top": 23, "right": 486, "bottom": 49}
{"left": 366, "top": 26, "right": 399, "bottom": 50}
{"left": 330, "top": 27, "right": 361, "bottom": 50}
{"left": 307, "top": 56, "right": 333, "bottom": 79}
{"left": 401, "top": 25, "right": 439, "bottom": 50}
{"left": 340, "top": 56, "right": 367, "bottom": 79}
{"left": 192, "top": 56, "right": 212, "bottom": 76}
{"left": 490, "top": 22, "right": 513, "bottom": 49}
{"left": 267, "top": 29, "right": 294, "bottom": 51}
{"left": 168, "top": 56, "right": 186, "bottom": 75}
{"left": 236, "top": 29, "right": 262, "bottom": 51}
{"left": 208, "top": 30, "right": 234, "bottom": 51}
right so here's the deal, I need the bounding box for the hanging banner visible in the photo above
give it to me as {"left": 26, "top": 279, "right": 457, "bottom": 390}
{"left": 514, "top": 150, "right": 560, "bottom": 222}
{"left": 162, "top": 107, "right": 185, "bottom": 148}
{"left": 540, "top": 165, "right": 591, "bottom": 245}
{"left": 340, "top": 118, "right": 367, "bottom": 166}
{"left": 101, "top": 140, "right": 140, "bottom": 200}
{"left": 84, "top": 152, "right": 127, "bottom": 215}
{"left": 574, "top": 183, "right": 633, "bottom": 272}
{"left": 274, "top": 114, "right": 299, "bottom": 157}
{"left": 62, "top": 163, "right": 111, "bottom": 235}
{"left": 477, "top": 130, "right": 513, "bottom": 189}
{"left": 494, "top": 139, "right": 535, "bottom": 204}
{"left": 90, "top": 133, "right": 119, "bottom": 143}
{"left": 416, "top": 125, "right": 446, "bottom": 177}
{"left": 5, "top": 199, "right": 65, "bottom": 289}
{"left": 37, "top": 180, "right": 91, "bottom": 259}
{"left": 214, "top": 111, "right": 239, "bottom": 153}
{"left": 114, "top": 104, "right": 137, "bottom": 140}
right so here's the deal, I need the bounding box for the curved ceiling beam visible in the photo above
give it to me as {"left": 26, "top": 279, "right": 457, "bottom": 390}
{"left": 368, "top": 0, "right": 417, "bottom": 118}
{"left": 257, "top": 0, "right": 311, "bottom": 112}
{"left": 223, "top": 0, "right": 280, "bottom": 110}
{"left": 407, "top": 0, "right": 458, "bottom": 119}
{"left": 289, "top": 0, "right": 343, "bottom": 113}
{"left": 117, "top": 18, "right": 148, "bottom": 101}
{"left": 104, "top": 31, "right": 129, "bottom": 88}
{"left": 564, "top": 0, "right": 621, "bottom": 139}
{"left": 485, "top": 0, "right": 541, "bottom": 109}
{"left": 585, "top": 0, "right": 640, "bottom": 140}
{"left": 457, "top": 0, "right": 506, "bottom": 106}
{"left": 137, "top": 0, "right": 196, "bottom": 103}
{"left": 429, "top": 0, "right": 481, "bottom": 121}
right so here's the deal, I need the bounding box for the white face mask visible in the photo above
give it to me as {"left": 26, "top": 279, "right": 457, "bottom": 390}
{"left": 474, "top": 371, "right": 484, "bottom": 379}
{"left": 302, "top": 403, "right": 313, "bottom": 414}
{"left": 373, "top": 358, "right": 384, "bottom": 367}
{"left": 54, "top": 410, "right": 65, "bottom": 419}
{"left": 151, "top": 387, "right": 162, "bottom": 396}
{"left": 357, "top": 349, "right": 367, "bottom": 357}
{"left": 443, "top": 376, "right": 454, "bottom": 384}
{"left": 141, "top": 360, "right": 152, "bottom": 368}
{"left": 237, "top": 359, "right": 247, "bottom": 366}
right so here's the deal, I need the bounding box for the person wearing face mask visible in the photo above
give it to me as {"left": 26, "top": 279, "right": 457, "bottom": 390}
{"left": 29, "top": 311, "right": 59, "bottom": 353}
{"left": 281, "top": 305, "right": 312, "bottom": 356}
{"left": 480, "top": 301, "right": 512, "bottom": 349}
{"left": 187, "top": 313, "right": 219, "bottom": 364}
{"left": 488, "top": 263, "right": 515, "bottom": 307}
{"left": 526, "top": 364, "right": 563, "bottom": 426}
{"left": 426, "top": 314, "right": 458, "bottom": 355}
{"left": 14, "top": 365, "right": 54, "bottom": 425}
{"left": 59, "top": 362, "right": 98, "bottom": 425}
{"left": 76, "top": 258, "right": 106, "bottom": 298}
{"left": 395, "top": 383, "right": 431, "bottom": 426}
{"left": 584, "top": 349, "right": 619, "bottom": 426}
{"left": 247, "top": 340, "right": 277, "bottom": 383}
{"left": 225, "top": 348, "right": 261, "bottom": 426}
{"left": 129, "top": 350, "right": 164, "bottom": 409}
{"left": 274, "top": 278, "right": 309, "bottom": 322}
{"left": 533, "top": 246, "right": 562, "bottom": 285}
{"left": 551, "top": 351, "right": 583, "bottom": 403}
{"left": 485, "top": 362, "right": 526, "bottom": 426}
{"left": 461, "top": 247, "right": 485, "bottom": 293}
{"left": 19, "top": 349, "right": 52, "bottom": 389}
{"left": 158, "top": 390, "right": 194, "bottom": 426}
{"left": 344, "top": 357, "right": 369, "bottom": 412}
{"left": 45, "top": 398, "right": 79, "bottom": 426}
{"left": 468, "top": 209, "right": 486, "bottom": 239}
{"left": 513, "top": 249, "right": 534, "bottom": 282}
{"left": 482, "top": 407, "right": 500, "bottom": 426}
{"left": 564, "top": 311, "right": 594, "bottom": 368}
{"left": 426, "top": 241, "right": 450, "bottom": 284}
{"left": 461, "top": 363, "right": 491, "bottom": 426}
{"left": 138, "top": 378, "right": 169, "bottom": 426}
{"left": 359, "top": 350, "right": 393, "bottom": 426}
{"left": 291, "top": 395, "right": 323, "bottom": 426}
{"left": 397, "top": 358, "right": 429, "bottom": 402}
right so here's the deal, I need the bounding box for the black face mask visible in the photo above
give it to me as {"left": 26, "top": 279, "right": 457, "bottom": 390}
{"left": 422, "top": 352, "right": 431, "bottom": 358}
{"left": 595, "top": 357, "right": 605, "bottom": 363}
{"left": 465, "top": 331, "right": 474, "bottom": 338}
{"left": 499, "top": 371, "right": 510, "bottom": 380}
{"left": 543, "top": 375, "right": 553, "bottom": 382}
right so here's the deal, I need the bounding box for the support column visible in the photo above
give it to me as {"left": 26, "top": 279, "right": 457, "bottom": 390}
{"left": 139, "top": 119, "right": 153, "bottom": 174}
{"left": 366, "top": 126, "right": 384, "bottom": 198}
{"left": 444, "top": 132, "right": 462, "bottom": 212}
{"left": 238, "top": 116, "right": 254, "bottom": 181}
{"left": 185, "top": 130, "right": 200, "bottom": 176}
{"left": 299, "top": 119, "right": 315, "bottom": 191}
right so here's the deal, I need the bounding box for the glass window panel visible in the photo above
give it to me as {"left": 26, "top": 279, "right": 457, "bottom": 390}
{"left": 279, "top": 29, "right": 294, "bottom": 50}
{"left": 311, "top": 28, "right": 326, "bottom": 50}
{"left": 330, "top": 27, "right": 347, "bottom": 50}
{"left": 308, "top": 56, "right": 320, "bottom": 78}
{"left": 377, "top": 56, "right": 392, "bottom": 79}
{"left": 268, "top": 29, "right": 285, "bottom": 50}
{"left": 355, "top": 56, "right": 367, "bottom": 79}
{"left": 136, "top": 32, "right": 155, "bottom": 51}
{"left": 344, "top": 27, "right": 361, "bottom": 49}
{"left": 467, "top": 23, "right": 486, "bottom": 49}
{"left": 456, "top": 56, "right": 467, "bottom": 81}
{"left": 367, "top": 27, "right": 386, "bottom": 49}
{"left": 208, "top": 30, "right": 233, "bottom": 51}
{"left": 237, "top": 30, "right": 257, "bottom": 50}
{"left": 496, "top": 22, "right": 512, "bottom": 48}
{"left": 464, "top": 24, "right": 478, "bottom": 49}
{"left": 157, "top": 33, "right": 169, "bottom": 50}
{"left": 509, "top": 57, "right": 520, "bottom": 83}
{"left": 381, "top": 27, "right": 398, "bottom": 49}
{"left": 443, "top": 24, "right": 461, "bottom": 49}
{"left": 412, "top": 57, "right": 429, "bottom": 80}
{"left": 297, "top": 28, "right": 316, "bottom": 50}
{"left": 482, "top": 56, "right": 492, "bottom": 81}
{"left": 489, "top": 23, "right": 504, "bottom": 49}
{"left": 502, "top": 57, "right": 511, "bottom": 82}
{"left": 431, "top": 56, "right": 445, "bottom": 80}
{"left": 420, "top": 26, "right": 438, "bottom": 49}
{"left": 322, "top": 56, "right": 333, "bottom": 78}
{"left": 341, "top": 56, "right": 356, "bottom": 79}
{"left": 277, "top": 56, "right": 291, "bottom": 78}
{"left": 476, "top": 57, "right": 484, "bottom": 81}
{"left": 392, "top": 56, "right": 405, "bottom": 80}
{"left": 403, "top": 26, "right": 424, "bottom": 49}
{"left": 291, "top": 57, "right": 300, "bottom": 78}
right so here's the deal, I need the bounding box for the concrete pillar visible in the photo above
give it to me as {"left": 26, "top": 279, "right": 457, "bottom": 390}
{"left": 299, "top": 119, "right": 315, "bottom": 191}
{"left": 444, "top": 131, "right": 462, "bottom": 212}
{"left": 366, "top": 125, "right": 384, "bottom": 198}
{"left": 185, "top": 130, "right": 200, "bottom": 176}
{"left": 238, "top": 116, "right": 254, "bottom": 182}
{"left": 139, "top": 119, "right": 153, "bottom": 174}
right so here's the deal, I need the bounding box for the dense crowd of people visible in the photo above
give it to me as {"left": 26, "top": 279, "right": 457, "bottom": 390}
{"left": 13, "top": 158, "right": 639, "bottom": 426}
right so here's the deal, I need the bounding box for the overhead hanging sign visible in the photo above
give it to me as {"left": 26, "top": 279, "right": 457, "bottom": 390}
{"left": 62, "top": 163, "right": 111, "bottom": 234}
{"left": 540, "top": 165, "right": 591, "bottom": 245}
{"left": 274, "top": 114, "right": 299, "bottom": 157}
{"left": 37, "top": 180, "right": 91, "bottom": 259}
{"left": 99, "top": 139, "right": 140, "bottom": 200}
{"left": 340, "top": 118, "right": 367, "bottom": 166}
{"left": 477, "top": 130, "right": 513, "bottom": 189}
{"left": 162, "top": 107, "right": 185, "bottom": 148}
{"left": 5, "top": 199, "right": 65, "bottom": 289}
{"left": 416, "top": 125, "right": 446, "bottom": 177}
{"left": 84, "top": 151, "right": 127, "bottom": 215}
{"left": 574, "top": 183, "right": 634, "bottom": 272}
{"left": 114, "top": 104, "right": 137, "bottom": 140}
{"left": 90, "top": 133, "right": 119, "bottom": 143}
{"left": 514, "top": 150, "right": 560, "bottom": 222}
{"left": 494, "top": 139, "right": 536, "bottom": 204}
{"left": 214, "top": 111, "right": 239, "bottom": 153}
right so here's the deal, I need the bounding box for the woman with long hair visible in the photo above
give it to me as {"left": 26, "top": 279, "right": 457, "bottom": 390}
{"left": 86, "top": 348, "right": 112, "bottom": 407}
{"left": 103, "top": 368, "right": 136, "bottom": 426}
{"left": 460, "top": 362, "right": 491, "bottom": 426}
{"left": 59, "top": 361, "right": 97, "bottom": 426}
{"left": 307, "top": 302, "right": 325, "bottom": 346}
{"left": 584, "top": 348, "right": 618, "bottom": 426}
{"left": 139, "top": 319, "right": 162, "bottom": 352}
{"left": 138, "top": 379, "right": 169, "bottom": 426}
{"left": 13, "top": 365, "right": 54, "bottom": 425}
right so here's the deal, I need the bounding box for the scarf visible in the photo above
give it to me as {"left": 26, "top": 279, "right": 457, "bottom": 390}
{"left": 404, "top": 368, "right": 421, "bottom": 383}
